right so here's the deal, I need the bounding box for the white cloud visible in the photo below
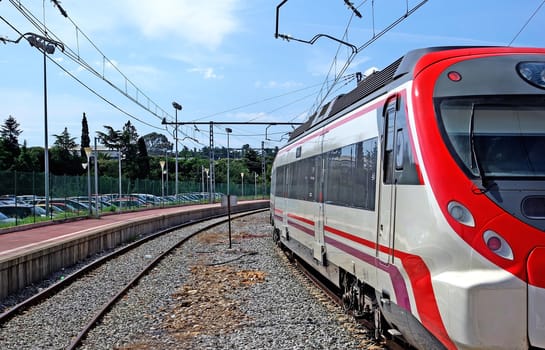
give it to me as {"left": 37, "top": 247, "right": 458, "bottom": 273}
{"left": 188, "top": 67, "right": 223, "bottom": 80}
{"left": 254, "top": 80, "right": 303, "bottom": 89}
{"left": 121, "top": 0, "right": 241, "bottom": 50}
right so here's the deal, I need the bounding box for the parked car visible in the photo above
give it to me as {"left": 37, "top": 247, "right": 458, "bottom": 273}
{"left": 0, "top": 204, "right": 46, "bottom": 219}
{"left": 0, "top": 211, "right": 16, "bottom": 224}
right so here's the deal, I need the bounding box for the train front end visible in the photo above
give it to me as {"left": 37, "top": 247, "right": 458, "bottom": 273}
{"left": 412, "top": 47, "right": 545, "bottom": 349}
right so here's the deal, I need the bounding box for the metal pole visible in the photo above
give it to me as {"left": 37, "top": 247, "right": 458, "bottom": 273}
{"left": 94, "top": 138, "right": 99, "bottom": 218}
{"left": 175, "top": 109, "right": 178, "bottom": 199}
{"left": 262, "top": 141, "right": 266, "bottom": 199}
{"left": 118, "top": 149, "right": 122, "bottom": 212}
{"left": 209, "top": 122, "right": 214, "bottom": 203}
{"left": 241, "top": 173, "right": 244, "bottom": 198}
{"left": 226, "top": 128, "right": 232, "bottom": 196}
{"left": 172, "top": 101, "right": 182, "bottom": 201}
{"left": 227, "top": 195, "right": 232, "bottom": 249}
{"left": 87, "top": 155, "right": 91, "bottom": 217}
{"left": 160, "top": 160, "right": 166, "bottom": 206}
{"left": 43, "top": 44, "right": 50, "bottom": 217}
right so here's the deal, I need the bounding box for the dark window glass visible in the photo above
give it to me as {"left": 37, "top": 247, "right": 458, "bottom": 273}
{"left": 437, "top": 96, "right": 545, "bottom": 178}
{"left": 273, "top": 138, "right": 377, "bottom": 211}
{"left": 325, "top": 138, "right": 377, "bottom": 210}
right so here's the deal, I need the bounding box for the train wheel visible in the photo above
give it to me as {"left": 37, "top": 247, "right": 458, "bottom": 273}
{"left": 374, "top": 305, "right": 382, "bottom": 340}
{"left": 340, "top": 271, "right": 354, "bottom": 312}
{"left": 272, "top": 227, "right": 281, "bottom": 245}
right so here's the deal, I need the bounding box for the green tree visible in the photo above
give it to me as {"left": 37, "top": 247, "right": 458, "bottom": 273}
{"left": 142, "top": 132, "right": 172, "bottom": 155}
{"left": 97, "top": 121, "right": 144, "bottom": 180}
{"left": 0, "top": 115, "right": 22, "bottom": 170}
{"left": 50, "top": 127, "right": 81, "bottom": 175}
{"left": 80, "top": 112, "right": 90, "bottom": 159}
{"left": 135, "top": 136, "right": 150, "bottom": 179}
{"left": 96, "top": 125, "right": 121, "bottom": 150}
{"left": 120, "top": 121, "right": 139, "bottom": 179}
{"left": 14, "top": 141, "right": 39, "bottom": 171}
{"left": 243, "top": 146, "right": 261, "bottom": 174}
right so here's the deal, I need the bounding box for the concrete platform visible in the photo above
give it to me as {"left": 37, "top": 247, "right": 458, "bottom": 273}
{"left": 0, "top": 200, "right": 269, "bottom": 300}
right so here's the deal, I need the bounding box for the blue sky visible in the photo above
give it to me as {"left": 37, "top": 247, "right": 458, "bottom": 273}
{"left": 1, "top": 0, "right": 544, "bottom": 151}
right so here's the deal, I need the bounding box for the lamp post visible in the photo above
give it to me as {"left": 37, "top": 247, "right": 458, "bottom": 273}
{"left": 82, "top": 162, "right": 88, "bottom": 216}
{"left": 93, "top": 137, "right": 99, "bottom": 218}
{"left": 225, "top": 128, "right": 233, "bottom": 249}
{"left": 1, "top": 33, "right": 64, "bottom": 217}
{"left": 118, "top": 149, "right": 124, "bottom": 212}
{"left": 241, "top": 172, "right": 244, "bottom": 198}
{"left": 201, "top": 165, "right": 205, "bottom": 194}
{"left": 81, "top": 159, "right": 91, "bottom": 216}
{"left": 225, "top": 128, "right": 232, "bottom": 196}
{"left": 160, "top": 160, "right": 166, "bottom": 205}
{"left": 254, "top": 172, "right": 258, "bottom": 199}
{"left": 172, "top": 101, "right": 182, "bottom": 201}
{"left": 164, "top": 151, "right": 169, "bottom": 196}
{"left": 204, "top": 168, "right": 209, "bottom": 193}
{"left": 84, "top": 147, "right": 93, "bottom": 217}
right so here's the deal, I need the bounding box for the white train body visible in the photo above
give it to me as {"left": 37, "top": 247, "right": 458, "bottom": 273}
{"left": 270, "top": 47, "right": 545, "bottom": 349}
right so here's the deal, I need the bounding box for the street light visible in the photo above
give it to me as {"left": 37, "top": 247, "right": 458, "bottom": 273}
{"left": 204, "top": 168, "right": 209, "bottom": 194}
{"left": 93, "top": 137, "right": 99, "bottom": 218}
{"left": 82, "top": 162, "right": 88, "bottom": 216}
{"left": 172, "top": 101, "right": 182, "bottom": 201}
{"left": 254, "top": 172, "right": 258, "bottom": 199}
{"left": 241, "top": 172, "right": 244, "bottom": 198}
{"left": 159, "top": 160, "right": 166, "bottom": 203}
{"left": 225, "top": 128, "right": 232, "bottom": 196}
{"left": 201, "top": 165, "right": 205, "bottom": 194}
{"left": 1, "top": 32, "right": 64, "bottom": 217}
{"left": 84, "top": 147, "right": 93, "bottom": 217}
{"left": 118, "top": 149, "right": 125, "bottom": 212}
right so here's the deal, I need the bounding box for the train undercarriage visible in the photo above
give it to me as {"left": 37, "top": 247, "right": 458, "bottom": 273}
{"left": 271, "top": 223, "right": 449, "bottom": 349}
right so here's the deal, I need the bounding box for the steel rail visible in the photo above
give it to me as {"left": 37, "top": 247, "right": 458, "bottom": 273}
{"left": 282, "top": 248, "right": 407, "bottom": 350}
{"left": 0, "top": 208, "right": 266, "bottom": 345}
{"left": 67, "top": 208, "right": 267, "bottom": 349}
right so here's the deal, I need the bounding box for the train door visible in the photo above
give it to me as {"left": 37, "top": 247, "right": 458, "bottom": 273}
{"left": 281, "top": 165, "right": 290, "bottom": 240}
{"left": 313, "top": 134, "right": 326, "bottom": 264}
{"left": 377, "top": 97, "right": 399, "bottom": 264}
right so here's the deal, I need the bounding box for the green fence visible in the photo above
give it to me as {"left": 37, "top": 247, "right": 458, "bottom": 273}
{"left": 0, "top": 170, "right": 269, "bottom": 229}
{"left": 0, "top": 170, "right": 269, "bottom": 200}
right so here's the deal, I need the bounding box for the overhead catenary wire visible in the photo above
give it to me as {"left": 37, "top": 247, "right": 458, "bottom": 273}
{"left": 307, "top": 4, "right": 362, "bottom": 119}
{"left": 508, "top": 0, "right": 545, "bottom": 46}
{"left": 6, "top": 0, "right": 172, "bottom": 124}
{"left": 275, "top": 0, "right": 428, "bottom": 122}
{"left": 0, "top": 15, "right": 164, "bottom": 132}
{"left": 3, "top": 1, "right": 329, "bottom": 149}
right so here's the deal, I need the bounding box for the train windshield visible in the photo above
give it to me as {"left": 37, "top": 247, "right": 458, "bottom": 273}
{"left": 437, "top": 96, "right": 545, "bottom": 179}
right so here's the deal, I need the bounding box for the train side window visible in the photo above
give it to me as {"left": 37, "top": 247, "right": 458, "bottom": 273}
{"left": 383, "top": 106, "right": 396, "bottom": 184}
{"left": 395, "top": 129, "right": 404, "bottom": 170}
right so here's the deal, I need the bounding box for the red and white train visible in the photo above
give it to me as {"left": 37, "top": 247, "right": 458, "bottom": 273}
{"left": 270, "top": 46, "right": 545, "bottom": 349}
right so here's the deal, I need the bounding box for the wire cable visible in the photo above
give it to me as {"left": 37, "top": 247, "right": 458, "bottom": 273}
{"left": 0, "top": 14, "right": 165, "bottom": 131}
{"left": 508, "top": 0, "right": 545, "bottom": 46}
{"left": 7, "top": 0, "right": 172, "bottom": 123}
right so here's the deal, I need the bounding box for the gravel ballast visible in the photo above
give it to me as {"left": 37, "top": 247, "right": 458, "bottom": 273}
{"left": 1, "top": 211, "right": 381, "bottom": 349}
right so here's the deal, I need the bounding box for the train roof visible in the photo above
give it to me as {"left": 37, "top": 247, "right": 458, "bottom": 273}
{"left": 288, "top": 46, "right": 494, "bottom": 141}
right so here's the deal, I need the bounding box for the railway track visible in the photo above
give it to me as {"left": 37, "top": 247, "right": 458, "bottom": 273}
{"left": 278, "top": 247, "right": 412, "bottom": 350}
{"left": 0, "top": 208, "right": 267, "bottom": 350}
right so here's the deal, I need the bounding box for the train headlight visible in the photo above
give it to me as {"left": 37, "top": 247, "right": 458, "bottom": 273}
{"left": 447, "top": 201, "right": 475, "bottom": 227}
{"left": 517, "top": 62, "right": 545, "bottom": 89}
{"left": 483, "top": 230, "right": 514, "bottom": 260}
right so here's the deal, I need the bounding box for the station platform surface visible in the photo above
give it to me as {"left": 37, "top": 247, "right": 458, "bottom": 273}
{"left": 0, "top": 200, "right": 270, "bottom": 300}
{"left": 0, "top": 202, "right": 264, "bottom": 260}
